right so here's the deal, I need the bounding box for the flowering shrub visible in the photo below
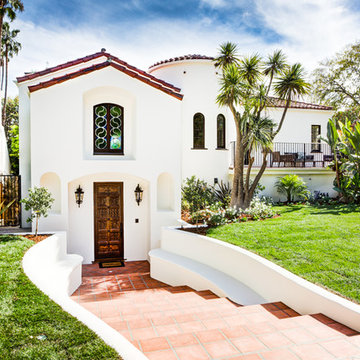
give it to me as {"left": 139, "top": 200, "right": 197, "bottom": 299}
{"left": 243, "top": 198, "right": 275, "bottom": 220}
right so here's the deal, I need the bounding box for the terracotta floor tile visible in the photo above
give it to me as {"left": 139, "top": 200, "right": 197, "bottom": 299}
{"left": 145, "top": 349, "right": 178, "bottom": 360}
{"left": 221, "top": 325, "right": 250, "bottom": 339}
{"left": 261, "top": 348, "right": 299, "bottom": 360}
{"left": 230, "top": 355, "right": 262, "bottom": 360}
{"left": 167, "top": 333, "right": 198, "bottom": 347}
{"left": 139, "top": 336, "right": 170, "bottom": 352}
{"left": 195, "top": 329, "right": 225, "bottom": 343}
{"left": 291, "top": 343, "right": 336, "bottom": 360}
{"left": 282, "top": 327, "right": 317, "bottom": 344}
{"left": 155, "top": 324, "right": 182, "bottom": 336}
{"left": 306, "top": 324, "right": 344, "bottom": 340}
{"left": 224, "top": 314, "right": 248, "bottom": 327}
{"left": 131, "top": 327, "right": 157, "bottom": 340}
{"left": 321, "top": 339, "right": 360, "bottom": 357}
{"left": 174, "top": 344, "right": 210, "bottom": 360}
{"left": 127, "top": 318, "right": 152, "bottom": 329}
{"left": 180, "top": 320, "right": 206, "bottom": 332}
{"left": 246, "top": 321, "right": 276, "bottom": 335}
{"left": 202, "top": 317, "right": 228, "bottom": 330}
{"left": 203, "top": 339, "right": 239, "bottom": 358}
{"left": 231, "top": 336, "right": 268, "bottom": 353}
{"left": 151, "top": 316, "right": 175, "bottom": 326}
{"left": 258, "top": 331, "right": 294, "bottom": 348}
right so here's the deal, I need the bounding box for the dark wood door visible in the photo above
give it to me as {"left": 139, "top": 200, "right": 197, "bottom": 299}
{"left": 94, "top": 182, "right": 124, "bottom": 261}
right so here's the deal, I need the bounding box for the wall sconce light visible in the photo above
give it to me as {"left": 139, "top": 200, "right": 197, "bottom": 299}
{"left": 75, "top": 185, "right": 84, "bottom": 208}
{"left": 134, "top": 184, "right": 143, "bottom": 206}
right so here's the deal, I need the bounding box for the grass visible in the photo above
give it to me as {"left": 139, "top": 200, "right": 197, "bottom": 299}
{"left": 0, "top": 235, "right": 120, "bottom": 360}
{"left": 207, "top": 204, "right": 360, "bottom": 304}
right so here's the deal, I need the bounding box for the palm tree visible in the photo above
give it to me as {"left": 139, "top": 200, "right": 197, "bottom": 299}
{"left": 1, "top": 21, "right": 20, "bottom": 125}
{"left": 273, "top": 63, "right": 311, "bottom": 137}
{"left": 215, "top": 43, "right": 310, "bottom": 209}
{"left": 214, "top": 42, "right": 239, "bottom": 69}
{"left": 0, "top": 0, "right": 23, "bottom": 49}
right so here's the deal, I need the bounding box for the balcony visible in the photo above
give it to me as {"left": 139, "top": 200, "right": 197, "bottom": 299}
{"left": 230, "top": 142, "right": 333, "bottom": 169}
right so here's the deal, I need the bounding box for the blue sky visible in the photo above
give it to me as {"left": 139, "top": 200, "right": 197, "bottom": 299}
{"left": 7, "top": 0, "right": 360, "bottom": 96}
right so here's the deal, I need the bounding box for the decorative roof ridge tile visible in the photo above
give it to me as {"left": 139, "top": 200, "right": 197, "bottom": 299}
{"left": 267, "top": 96, "right": 333, "bottom": 110}
{"left": 149, "top": 54, "right": 214, "bottom": 69}
{"left": 28, "top": 61, "right": 183, "bottom": 101}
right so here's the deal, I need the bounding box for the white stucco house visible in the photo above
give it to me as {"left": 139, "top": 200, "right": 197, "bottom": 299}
{"left": 16, "top": 50, "right": 335, "bottom": 264}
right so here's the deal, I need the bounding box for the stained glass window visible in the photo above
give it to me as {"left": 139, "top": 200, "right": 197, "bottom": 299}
{"left": 94, "top": 103, "right": 124, "bottom": 154}
{"left": 193, "top": 113, "right": 205, "bottom": 149}
{"left": 217, "top": 114, "right": 226, "bottom": 149}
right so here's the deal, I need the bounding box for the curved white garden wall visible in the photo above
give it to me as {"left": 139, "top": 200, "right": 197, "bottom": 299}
{"left": 23, "top": 233, "right": 147, "bottom": 360}
{"left": 160, "top": 227, "right": 360, "bottom": 332}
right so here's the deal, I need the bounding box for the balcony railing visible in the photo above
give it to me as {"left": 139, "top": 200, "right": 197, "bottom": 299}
{"left": 230, "top": 142, "right": 333, "bottom": 169}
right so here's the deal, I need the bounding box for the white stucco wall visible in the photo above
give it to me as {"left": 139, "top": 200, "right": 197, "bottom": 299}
{"left": 18, "top": 65, "right": 182, "bottom": 263}
{"left": 0, "top": 124, "right": 10, "bottom": 175}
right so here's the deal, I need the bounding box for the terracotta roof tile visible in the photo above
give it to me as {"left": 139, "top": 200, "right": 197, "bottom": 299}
{"left": 28, "top": 61, "right": 183, "bottom": 100}
{"left": 149, "top": 54, "right": 214, "bottom": 69}
{"left": 17, "top": 50, "right": 181, "bottom": 94}
{"left": 267, "top": 97, "right": 333, "bottom": 111}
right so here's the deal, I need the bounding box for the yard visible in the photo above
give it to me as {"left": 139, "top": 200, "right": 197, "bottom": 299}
{"left": 0, "top": 235, "right": 120, "bottom": 360}
{"left": 207, "top": 204, "right": 360, "bottom": 304}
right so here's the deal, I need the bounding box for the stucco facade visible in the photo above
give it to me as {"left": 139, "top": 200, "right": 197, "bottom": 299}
{"left": 17, "top": 51, "right": 335, "bottom": 263}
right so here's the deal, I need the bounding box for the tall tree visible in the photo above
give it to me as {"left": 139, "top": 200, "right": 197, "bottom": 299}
{"left": 0, "top": 0, "right": 23, "bottom": 51}
{"left": 215, "top": 43, "right": 310, "bottom": 209}
{"left": 1, "top": 22, "right": 20, "bottom": 125}
{"left": 312, "top": 41, "right": 360, "bottom": 109}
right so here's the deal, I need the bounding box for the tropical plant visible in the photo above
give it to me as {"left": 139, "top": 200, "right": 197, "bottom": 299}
{"left": 0, "top": 0, "right": 23, "bottom": 49}
{"left": 212, "top": 181, "right": 231, "bottom": 208}
{"left": 275, "top": 175, "right": 310, "bottom": 203}
{"left": 181, "top": 176, "right": 213, "bottom": 213}
{"left": 8, "top": 123, "right": 17, "bottom": 173}
{"left": 21, "top": 187, "right": 54, "bottom": 237}
{"left": 2, "top": 95, "right": 17, "bottom": 139}
{"left": 312, "top": 41, "right": 360, "bottom": 109}
{"left": 1, "top": 22, "right": 21, "bottom": 125}
{"left": 215, "top": 43, "right": 310, "bottom": 209}
{"left": 0, "top": 198, "right": 14, "bottom": 216}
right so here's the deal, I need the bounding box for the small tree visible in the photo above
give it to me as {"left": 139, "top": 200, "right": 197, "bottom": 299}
{"left": 21, "top": 187, "right": 54, "bottom": 236}
{"left": 275, "top": 175, "right": 310, "bottom": 203}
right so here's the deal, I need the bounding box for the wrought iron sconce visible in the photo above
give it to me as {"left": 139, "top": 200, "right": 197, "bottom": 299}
{"left": 75, "top": 185, "right": 84, "bottom": 208}
{"left": 134, "top": 184, "right": 143, "bottom": 206}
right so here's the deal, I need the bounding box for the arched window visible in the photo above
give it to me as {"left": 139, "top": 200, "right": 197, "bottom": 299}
{"left": 94, "top": 103, "right": 124, "bottom": 154}
{"left": 193, "top": 113, "right": 205, "bottom": 149}
{"left": 217, "top": 114, "right": 226, "bottom": 149}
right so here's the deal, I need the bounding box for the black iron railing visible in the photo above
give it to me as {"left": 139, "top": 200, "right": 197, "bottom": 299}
{"left": 230, "top": 142, "right": 333, "bottom": 169}
{"left": 0, "top": 175, "right": 21, "bottom": 227}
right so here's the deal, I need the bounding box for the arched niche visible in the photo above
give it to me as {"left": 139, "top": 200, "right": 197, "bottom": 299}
{"left": 157, "top": 173, "right": 174, "bottom": 211}
{"left": 40, "top": 172, "right": 61, "bottom": 214}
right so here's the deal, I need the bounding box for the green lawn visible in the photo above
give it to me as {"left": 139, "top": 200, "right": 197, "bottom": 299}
{"left": 207, "top": 204, "right": 360, "bottom": 304}
{"left": 0, "top": 235, "right": 120, "bottom": 360}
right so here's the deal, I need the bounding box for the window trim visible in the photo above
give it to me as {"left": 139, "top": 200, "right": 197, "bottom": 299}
{"left": 93, "top": 103, "right": 124, "bottom": 155}
{"left": 216, "top": 114, "right": 226, "bottom": 149}
{"left": 311, "top": 124, "right": 321, "bottom": 153}
{"left": 193, "top": 112, "right": 205, "bottom": 149}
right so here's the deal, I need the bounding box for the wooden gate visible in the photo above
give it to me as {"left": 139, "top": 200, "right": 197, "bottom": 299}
{"left": 94, "top": 182, "right": 124, "bottom": 261}
{"left": 0, "top": 175, "right": 21, "bottom": 227}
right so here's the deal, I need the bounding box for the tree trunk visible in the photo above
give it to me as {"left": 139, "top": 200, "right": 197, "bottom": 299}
{"left": 35, "top": 215, "right": 39, "bottom": 237}
{"left": 1, "top": 51, "right": 8, "bottom": 126}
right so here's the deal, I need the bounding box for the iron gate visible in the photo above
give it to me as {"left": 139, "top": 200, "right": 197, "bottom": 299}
{"left": 0, "top": 175, "right": 21, "bottom": 227}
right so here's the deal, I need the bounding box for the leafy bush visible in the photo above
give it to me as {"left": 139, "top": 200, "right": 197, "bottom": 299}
{"left": 275, "top": 175, "right": 310, "bottom": 202}
{"left": 243, "top": 198, "right": 275, "bottom": 220}
{"left": 182, "top": 176, "right": 214, "bottom": 213}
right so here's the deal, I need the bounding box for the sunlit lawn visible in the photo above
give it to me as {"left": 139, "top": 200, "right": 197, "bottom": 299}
{"left": 207, "top": 204, "right": 360, "bottom": 304}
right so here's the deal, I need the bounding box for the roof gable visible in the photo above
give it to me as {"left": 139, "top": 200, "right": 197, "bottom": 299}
{"left": 27, "top": 60, "right": 183, "bottom": 100}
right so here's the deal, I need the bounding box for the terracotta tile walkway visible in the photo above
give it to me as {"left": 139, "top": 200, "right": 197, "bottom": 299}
{"left": 71, "top": 261, "right": 360, "bottom": 360}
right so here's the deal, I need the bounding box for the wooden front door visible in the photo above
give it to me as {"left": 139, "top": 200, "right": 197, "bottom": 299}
{"left": 94, "top": 182, "right": 124, "bottom": 261}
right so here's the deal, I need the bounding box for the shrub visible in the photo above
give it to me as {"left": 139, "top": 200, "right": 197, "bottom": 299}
{"left": 182, "top": 176, "right": 213, "bottom": 213}
{"left": 275, "top": 175, "right": 310, "bottom": 202}
{"left": 243, "top": 198, "right": 275, "bottom": 220}
{"left": 212, "top": 181, "right": 231, "bottom": 208}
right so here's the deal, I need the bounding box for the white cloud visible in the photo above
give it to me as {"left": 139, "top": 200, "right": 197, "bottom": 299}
{"left": 7, "top": 1, "right": 360, "bottom": 97}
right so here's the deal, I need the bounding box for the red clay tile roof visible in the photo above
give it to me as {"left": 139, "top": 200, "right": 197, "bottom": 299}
{"left": 17, "top": 50, "right": 181, "bottom": 94}
{"left": 149, "top": 54, "right": 214, "bottom": 69}
{"left": 28, "top": 61, "right": 183, "bottom": 100}
{"left": 267, "top": 97, "right": 333, "bottom": 111}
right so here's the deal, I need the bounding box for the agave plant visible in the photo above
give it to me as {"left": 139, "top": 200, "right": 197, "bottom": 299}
{"left": 212, "top": 181, "right": 232, "bottom": 208}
